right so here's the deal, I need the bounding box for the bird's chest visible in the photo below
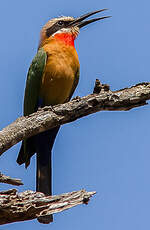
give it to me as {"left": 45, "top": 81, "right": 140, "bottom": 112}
{"left": 40, "top": 45, "right": 79, "bottom": 105}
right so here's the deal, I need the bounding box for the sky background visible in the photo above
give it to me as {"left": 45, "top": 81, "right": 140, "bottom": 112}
{"left": 0, "top": 0, "right": 150, "bottom": 229}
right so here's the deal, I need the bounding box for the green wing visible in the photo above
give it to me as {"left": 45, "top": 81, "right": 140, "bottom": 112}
{"left": 16, "top": 48, "right": 47, "bottom": 167}
{"left": 24, "top": 48, "right": 47, "bottom": 116}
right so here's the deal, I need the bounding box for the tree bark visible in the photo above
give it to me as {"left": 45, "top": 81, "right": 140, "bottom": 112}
{"left": 0, "top": 172, "right": 23, "bottom": 186}
{"left": 0, "top": 189, "right": 95, "bottom": 225}
{"left": 0, "top": 80, "right": 150, "bottom": 155}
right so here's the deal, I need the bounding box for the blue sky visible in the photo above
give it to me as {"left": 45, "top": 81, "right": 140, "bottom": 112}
{"left": 0, "top": 0, "right": 150, "bottom": 229}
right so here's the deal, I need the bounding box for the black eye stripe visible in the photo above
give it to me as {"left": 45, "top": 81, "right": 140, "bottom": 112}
{"left": 57, "top": 21, "right": 64, "bottom": 26}
{"left": 46, "top": 20, "right": 73, "bottom": 37}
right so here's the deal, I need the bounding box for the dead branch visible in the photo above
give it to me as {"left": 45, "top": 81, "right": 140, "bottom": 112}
{"left": 0, "top": 80, "right": 150, "bottom": 155}
{"left": 0, "top": 172, "right": 23, "bottom": 186}
{"left": 0, "top": 189, "right": 96, "bottom": 225}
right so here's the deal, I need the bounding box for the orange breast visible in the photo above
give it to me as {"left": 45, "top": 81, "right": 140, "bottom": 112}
{"left": 40, "top": 39, "right": 80, "bottom": 106}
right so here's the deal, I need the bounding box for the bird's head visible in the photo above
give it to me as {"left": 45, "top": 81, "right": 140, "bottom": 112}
{"left": 39, "top": 9, "right": 110, "bottom": 48}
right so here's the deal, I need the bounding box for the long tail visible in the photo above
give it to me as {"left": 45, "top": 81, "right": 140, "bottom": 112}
{"left": 35, "top": 127, "right": 60, "bottom": 224}
{"left": 17, "top": 126, "right": 60, "bottom": 224}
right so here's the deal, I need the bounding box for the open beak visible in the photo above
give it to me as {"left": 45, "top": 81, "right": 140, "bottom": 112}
{"left": 69, "top": 9, "right": 111, "bottom": 28}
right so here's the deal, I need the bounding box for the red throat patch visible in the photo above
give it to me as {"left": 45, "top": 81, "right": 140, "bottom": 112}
{"left": 53, "top": 33, "right": 75, "bottom": 47}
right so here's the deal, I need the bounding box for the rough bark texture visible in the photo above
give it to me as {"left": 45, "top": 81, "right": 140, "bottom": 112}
{"left": 0, "top": 189, "right": 96, "bottom": 225}
{"left": 0, "top": 172, "right": 23, "bottom": 186}
{"left": 0, "top": 80, "right": 150, "bottom": 155}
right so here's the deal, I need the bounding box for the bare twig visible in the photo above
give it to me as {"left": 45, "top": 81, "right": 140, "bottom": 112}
{"left": 0, "top": 80, "right": 150, "bottom": 155}
{"left": 0, "top": 172, "right": 23, "bottom": 186}
{"left": 0, "top": 189, "right": 96, "bottom": 225}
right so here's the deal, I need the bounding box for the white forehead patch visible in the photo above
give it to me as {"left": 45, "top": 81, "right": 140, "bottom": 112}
{"left": 51, "top": 16, "right": 74, "bottom": 24}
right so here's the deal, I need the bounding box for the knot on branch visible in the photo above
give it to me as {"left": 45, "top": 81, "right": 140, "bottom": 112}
{"left": 93, "top": 79, "right": 110, "bottom": 94}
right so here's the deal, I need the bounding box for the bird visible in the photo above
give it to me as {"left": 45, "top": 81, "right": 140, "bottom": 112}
{"left": 17, "top": 9, "right": 110, "bottom": 224}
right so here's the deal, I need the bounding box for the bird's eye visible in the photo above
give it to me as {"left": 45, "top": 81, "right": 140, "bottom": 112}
{"left": 57, "top": 21, "right": 64, "bottom": 26}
